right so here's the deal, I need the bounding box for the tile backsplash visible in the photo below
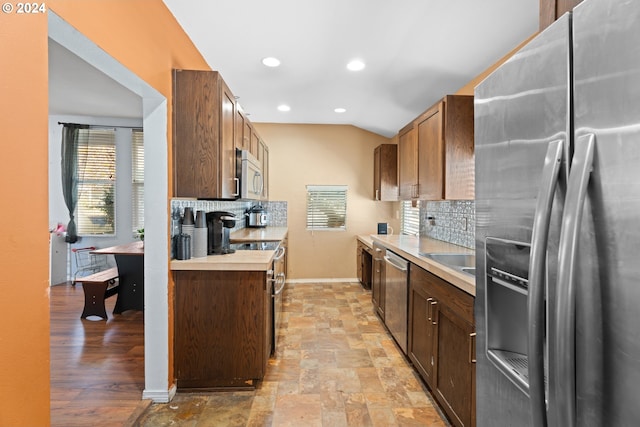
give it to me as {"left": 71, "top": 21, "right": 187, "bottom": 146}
{"left": 170, "top": 199, "right": 288, "bottom": 232}
{"left": 420, "top": 200, "right": 475, "bottom": 249}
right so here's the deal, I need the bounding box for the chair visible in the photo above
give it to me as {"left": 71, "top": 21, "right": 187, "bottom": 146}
{"left": 72, "top": 247, "right": 109, "bottom": 285}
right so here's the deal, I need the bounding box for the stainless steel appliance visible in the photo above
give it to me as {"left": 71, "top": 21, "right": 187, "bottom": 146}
{"left": 206, "top": 211, "right": 236, "bottom": 255}
{"left": 475, "top": 1, "right": 640, "bottom": 425}
{"left": 245, "top": 204, "right": 268, "bottom": 228}
{"left": 229, "top": 241, "right": 285, "bottom": 356}
{"left": 384, "top": 249, "right": 409, "bottom": 354}
{"left": 237, "top": 149, "right": 263, "bottom": 200}
{"left": 270, "top": 245, "right": 286, "bottom": 355}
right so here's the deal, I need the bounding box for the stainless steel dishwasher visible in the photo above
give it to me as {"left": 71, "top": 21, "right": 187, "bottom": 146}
{"left": 384, "top": 249, "right": 409, "bottom": 354}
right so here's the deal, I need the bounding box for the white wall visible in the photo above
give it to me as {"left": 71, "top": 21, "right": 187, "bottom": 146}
{"left": 48, "top": 115, "right": 143, "bottom": 277}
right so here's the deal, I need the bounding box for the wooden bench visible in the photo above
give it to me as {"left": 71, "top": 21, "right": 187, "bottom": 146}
{"left": 77, "top": 267, "right": 119, "bottom": 320}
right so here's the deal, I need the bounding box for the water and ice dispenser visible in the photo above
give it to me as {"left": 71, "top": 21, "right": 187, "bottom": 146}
{"left": 484, "top": 237, "right": 536, "bottom": 395}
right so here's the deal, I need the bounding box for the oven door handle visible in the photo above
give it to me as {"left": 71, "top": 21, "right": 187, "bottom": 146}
{"left": 272, "top": 273, "right": 286, "bottom": 296}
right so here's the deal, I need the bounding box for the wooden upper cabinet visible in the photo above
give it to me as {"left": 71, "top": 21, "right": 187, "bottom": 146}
{"left": 540, "top": 0, "right": 584, "bottom": 30}
{"left": 398, "top": 125, "right": 418, "bottom": 200}
{"left": 398, "top": 94, "right": 474, "bottom": 201}
{"left": 441, "top": 95, "right": 474, "bottom": 200}
{"left": 173, "top": 69, "right": 238, "bottom": 199}
{"left": 416, "top": 101, "right": 444, "bottom": 200}
{"left": 235, "top": 109, "right": 251, "bottom": 152}
{"left": 373, "top": 144, "right": 398, "bottom": 201}
{"left": 220, "top": 80, "right": 238, "bottom": 199}
{"left": 250, "top": 127, "right": 260, "bottom": 157}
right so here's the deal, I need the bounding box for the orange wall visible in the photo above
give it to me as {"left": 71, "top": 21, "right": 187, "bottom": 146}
{"left": 0, "top": 10, "right": 50, "bottom": 427}
{"left": 0, "top": 1, "right": 209, "bottom": 424}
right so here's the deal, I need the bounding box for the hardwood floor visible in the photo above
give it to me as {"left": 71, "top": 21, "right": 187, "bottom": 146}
{"left": 50, "top": 283, "right": 149, "bottom": 426}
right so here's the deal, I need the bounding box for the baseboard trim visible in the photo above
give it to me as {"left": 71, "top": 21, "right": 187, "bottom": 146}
{"left": 286, "top": 278, "right": 359, "bottom": 284}
{"left": 142, "top": 384, "right": 177, "bottom": 403}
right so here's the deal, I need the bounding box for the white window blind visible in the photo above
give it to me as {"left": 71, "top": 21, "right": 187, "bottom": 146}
{"left": 401, "top": 200, "right": 420, "bottom": 236}
{"left": 77, "top": 129, "right": 116, "bottom": 236}
{"left": 131, "top": 129, "right": 144, "bottom": 234}
{"left": 306, "top": 185, "right": 348, "bottom": 231}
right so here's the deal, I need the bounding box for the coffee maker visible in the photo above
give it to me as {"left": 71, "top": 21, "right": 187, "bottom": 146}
{"left": 206, "top": 211, "right": 236, "bottom": 255}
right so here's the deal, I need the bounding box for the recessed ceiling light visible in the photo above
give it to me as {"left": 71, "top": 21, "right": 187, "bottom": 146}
{"left": 277, "top": 104, "right": 291, "bottom": 112}
{"left": 334, "top": 108, "right": 346, "bottom": 113}
{"left": 347, "top": 59, "right": 365, "bottom": 71}
{"left": 262, "top": 57, "right": 281, "bottom": 67}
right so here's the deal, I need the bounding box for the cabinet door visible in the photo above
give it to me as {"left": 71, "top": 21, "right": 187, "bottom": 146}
{"left": 174, "top": 270, "right": 265, "bottom": 387}
{"left": 250, "top": 127, "right": 260, "bottom": 157}
{"left": 417, "top": 102, "right": 444, "bottom": 200}
{"left": 373, "top": 146, "right": 381, "bottom": 200}
{"left": 235, "top": 110, "right": 251, "bottom": 152}
{"left": 220, "top": 81, "right": 238, "bottom": 199}
{"left": 540, "top": 0, "right": 583, "bottom": 31}
{"left": 435, "top": 303, "right": 475, "bottom": 427}
{"left": 173, "top": 70, "right": 221, "bottom": 198}
{"left": 398, "top": 126, "right": 417, "bottom": 200}
{"left": 408, "top": 281, "right": 437, "bottom": 388}
{"left": 374, "top": 144, "right": 398, "bottom": 201}
{"left": 443, "top": 95, "right": 475, "bottom": 200}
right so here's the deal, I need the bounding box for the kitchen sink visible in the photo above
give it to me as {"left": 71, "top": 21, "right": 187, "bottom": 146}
{"left": 461, "top": 267, "right": 476, "bottom": 277}
{"left": 419, "top": 253, "right": 476, "bottom": 277}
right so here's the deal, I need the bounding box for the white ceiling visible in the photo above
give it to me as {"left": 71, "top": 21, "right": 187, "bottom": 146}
{"left": 49, "top": 0, "right": 539, "bottom": 137}
{"left": 48, "top": 39, "right": 142, "bottom": 119}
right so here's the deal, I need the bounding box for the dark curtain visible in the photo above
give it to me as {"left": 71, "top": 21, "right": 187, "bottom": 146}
{"left": 60, "top": 124, "right": 88, "bottom": 243}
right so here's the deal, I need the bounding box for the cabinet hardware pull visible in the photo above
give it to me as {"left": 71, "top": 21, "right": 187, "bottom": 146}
{"left": 430, "top": 301, "right": 438, "bottom": 325}
{"left": 469, "top": 332, "right": 477, "bottom": 363}
{"left": 426, "top": 297, "right": 434, "bottom": 321}
{"left": 233, "top": 177, "right": 240, "bottom": 196}
{"left": 375, "top": 189, "right": 379, "bottom": 200}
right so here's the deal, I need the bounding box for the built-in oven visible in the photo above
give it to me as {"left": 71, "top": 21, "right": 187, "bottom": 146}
{"left": 270, "top": 246, "right": 286, "bottom": 355}
{"left": 229, "top": 241, "right": 285, "bottom": 357}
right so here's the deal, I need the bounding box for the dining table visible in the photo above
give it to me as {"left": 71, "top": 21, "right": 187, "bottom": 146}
{"left": 92, "top": 241, "right": 144, "bottom": 314}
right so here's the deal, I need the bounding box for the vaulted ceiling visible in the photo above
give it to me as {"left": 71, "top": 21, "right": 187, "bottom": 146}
{"left": 49, "top": 1, "right": 539, "bottom": 137}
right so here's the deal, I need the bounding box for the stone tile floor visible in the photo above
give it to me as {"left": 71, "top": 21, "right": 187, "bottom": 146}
{"left": 135, "top": 282, "right": 450, "bottom": 426}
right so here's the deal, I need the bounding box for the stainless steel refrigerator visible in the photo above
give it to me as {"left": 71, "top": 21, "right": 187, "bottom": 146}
{"left": 474, "top": 0, "right": 640, "bottom": 426}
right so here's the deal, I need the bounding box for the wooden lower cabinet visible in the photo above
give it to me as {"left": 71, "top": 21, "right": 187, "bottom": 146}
{"left": 174, "top": 270, "right": 269, "bottom": 389}
{"left": 357, "top": 240, "right": 373, "bottom": 290}
{"left": 409, "top": 264, "right": 475, "bottom": 427}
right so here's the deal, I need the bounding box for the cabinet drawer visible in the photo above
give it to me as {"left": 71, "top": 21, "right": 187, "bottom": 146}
{"left": 410, "top": 264, "right": 474, "bottom": 324}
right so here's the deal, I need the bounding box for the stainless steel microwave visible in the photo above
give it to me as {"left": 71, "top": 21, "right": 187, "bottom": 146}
{"left": 238, "top": 149, "right": 263, "bottom": 200}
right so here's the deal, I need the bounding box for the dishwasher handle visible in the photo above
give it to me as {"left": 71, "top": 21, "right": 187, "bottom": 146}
{"left": 384, "top": 252, "right": 408, "bottom": 272}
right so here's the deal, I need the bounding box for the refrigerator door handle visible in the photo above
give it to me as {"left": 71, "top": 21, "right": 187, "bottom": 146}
{"left": 527, "top": 139, "right": 564, "bottom": 427}
{"left": 554, "top": 134, "right": 595, "bottom": 427}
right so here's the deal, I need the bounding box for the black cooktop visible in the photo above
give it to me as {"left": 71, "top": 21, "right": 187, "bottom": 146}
{"left": 229, "top": 242, "right": 279, "bottom": 251}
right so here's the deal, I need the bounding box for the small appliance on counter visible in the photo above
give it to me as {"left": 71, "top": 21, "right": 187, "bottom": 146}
{"left": 245, "top": 204, "right": 268, "bottom": 228}
{"left": 206, "top": 211, "right": 236, "bottom": 255}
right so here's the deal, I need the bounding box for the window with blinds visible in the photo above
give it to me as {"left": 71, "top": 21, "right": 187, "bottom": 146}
{"left": 131, "top": 129, "right": 144, "bottom": 234}
{"left": 401, "top": 200, "right": 420, "bottom": 236}
{"left": 77, "top": 129, "right": 116, "bottom": 236}
{"left": 306, "top": 185, "right": 348, "bottom": 231}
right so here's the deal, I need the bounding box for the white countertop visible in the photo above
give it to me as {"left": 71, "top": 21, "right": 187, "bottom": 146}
{"left": 362, "top": 234, "right": 476, "bottom": 296}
